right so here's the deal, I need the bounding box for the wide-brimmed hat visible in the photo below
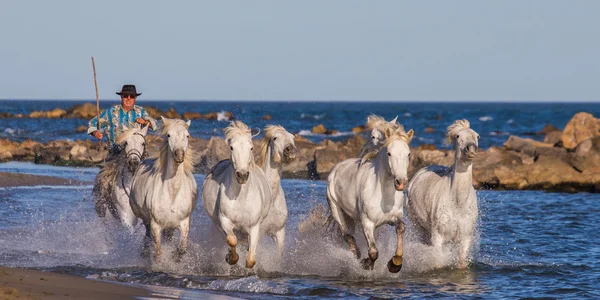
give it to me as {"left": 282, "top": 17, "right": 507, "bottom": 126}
{"left": 116, "top": 84, "right": 142, "bottom": 97}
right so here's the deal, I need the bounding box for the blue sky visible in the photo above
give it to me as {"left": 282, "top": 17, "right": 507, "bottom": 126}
{"left": 1, "top": 1, "right": 599, "bottom": 101}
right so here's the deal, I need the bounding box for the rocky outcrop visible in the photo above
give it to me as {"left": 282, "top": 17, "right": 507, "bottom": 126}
{"left": 560, "top": 112, "right": 600, "bottom": 149}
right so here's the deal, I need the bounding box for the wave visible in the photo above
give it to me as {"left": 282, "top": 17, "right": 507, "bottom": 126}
{"left": 217, "top": 111, "right": 232, "bottom": 121}
{"left": 479, "top": 116, "right": 493, "bottom": 122}
{"left": 203, "top": 276, "right": 289, "bottom": 295}
{"left": 404, "top": 112, "right": 412, "bottom": 117}
{"left": 297, "top": 130, "right": 355, "bottom": 137}
{"left": 300, "top": 113, "right": 325, "bottom": 120}
{"left": 507, "top": 119, "right": 514, "bottom": 124}
{"left": 0, "top": 185, "right": 94, "bottom": 191}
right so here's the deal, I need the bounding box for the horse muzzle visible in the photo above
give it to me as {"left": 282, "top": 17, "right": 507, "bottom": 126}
{"left": 127, "top": 158, "right": 140, "bottom": 172}
{"left": 283, "top": 145, "right": 297, "bottom": 163}
{"left": 464, "top": 143, "right": 478, "bottom": 160}
{"left": 394, "top": 178, "right": 408, "bottom": 191}
{"left": 236, "top": 171, "right": 249, "bottom": 184}
{"left": 173, "top": 149, "right": 185, "bottom": 164}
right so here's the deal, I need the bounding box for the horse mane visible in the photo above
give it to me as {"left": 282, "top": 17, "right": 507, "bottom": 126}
{"left": 258, "top": 125, "right": 286, "bottom": 167}
{"left": 152, "top": 118, "right": 195, "bottom": 173}
{"left": 115, "top": 124, "right": 143, "bottom": 145}
{"left": 445, "top": 119, "right": 473, "bottom": 146}
{"left": 367, "top": 114, "right": 405, "bottom": 133}
{"left": 361, "top": 128, "right": 413, "bottom": 164}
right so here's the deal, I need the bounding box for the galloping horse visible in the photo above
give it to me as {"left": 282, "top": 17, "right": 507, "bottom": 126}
{"left": 92, "top": 124, "right": 148, "bottom": 230}
{"left": 257, "top": 125, "right": 297, "bottom": 254}
{"left": 327, "top": 121, "right": 414, "bottom": 272}
{"left": 129, "top": 117, "right": 198, "bottom": 261}
{"left": 406, "top": 119, "right": 479, "bottom": 269}
{"left": 202, "top": 121, "right": 271, "bottom": 269}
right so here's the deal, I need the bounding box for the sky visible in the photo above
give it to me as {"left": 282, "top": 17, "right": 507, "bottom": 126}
{"left": 1, "top": 1, "right": 599, "bottom": 102}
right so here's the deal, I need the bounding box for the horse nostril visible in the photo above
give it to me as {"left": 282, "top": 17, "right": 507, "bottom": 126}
{"left": 395, "top": 179, "right": 401, "bottom": 185}
{"left": 236, "top": 172, "right": 242, "bottom": 178}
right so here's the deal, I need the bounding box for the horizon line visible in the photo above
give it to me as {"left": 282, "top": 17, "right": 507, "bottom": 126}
{"left": 0, "top": 98, "right": 597, "bottom": 103}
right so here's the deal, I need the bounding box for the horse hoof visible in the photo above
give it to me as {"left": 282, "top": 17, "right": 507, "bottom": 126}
{"left": 246, "top": 260, "right": 256, "bottom": 269}
{"left": 226, "top": 251, "right": 239, "bottom": 265}
{"left": 173, "top": 248, "right": 187, "bottom": 262}
{"left": 387, "top": 258, "right": 402, "bottom": 273}
{"left": 360, "top": 258, "right": 374, "bottom": 270}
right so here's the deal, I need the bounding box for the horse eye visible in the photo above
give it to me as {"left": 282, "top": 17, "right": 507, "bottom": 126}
{"left": 456, "top": 134, "right": 459, "bottom": 139}
{"left": 186, "top": 135, "right": 190, "bottom": 138}
{"left": 142, "top": 143, "right": 145, "bottom": 146}
{"left": 123, "top": 142, "right": 127, "bottom": 146}
{"left": 408, "top": 153, "right": 411, "bottom": 157}
{"left": 273, "top": 137, "right": 277, "bottom": 141}
{"left": 168, "top": 134, "right": 171, "bottom": 138}
{"left": 371, "top": 136, "right": 375, "bottom": 139}
{"left": 251, "top": 147, "right": 254, "bottom": 151}
{"left": 388, "top": 152, "right": 391, "bottom": 156}
{"left": 477, "top": 135, "right": 480, "bottom": 139}
{"left": 230, "top": 146, "right": 233, "bottom": 151}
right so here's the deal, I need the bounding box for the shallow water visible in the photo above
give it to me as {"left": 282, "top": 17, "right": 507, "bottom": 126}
{"left": 0, "top": 162, "right": 598, "bottom": 299}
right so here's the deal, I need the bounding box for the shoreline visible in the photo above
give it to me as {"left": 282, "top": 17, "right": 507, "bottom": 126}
{"left": 0, "top": 172, "right": 89, "bottom": 188}
{"left": 0, "top": 266, "right": 149, "bottom": 300}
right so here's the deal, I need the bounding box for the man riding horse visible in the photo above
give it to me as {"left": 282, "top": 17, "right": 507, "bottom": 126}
{"left": 87, "top": 84, "right": 157, "bottom": 159}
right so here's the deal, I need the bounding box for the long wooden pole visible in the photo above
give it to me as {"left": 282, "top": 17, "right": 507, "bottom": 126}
{"left": 91, "top": 57, "right": 100, "bottom": 130}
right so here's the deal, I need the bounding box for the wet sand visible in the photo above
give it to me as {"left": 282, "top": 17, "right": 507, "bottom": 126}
{"left": 0, "top": 266, "right": 149, "bottom": 300}
{"left": 0, "top": 172, "right": 88, "bottom": 188}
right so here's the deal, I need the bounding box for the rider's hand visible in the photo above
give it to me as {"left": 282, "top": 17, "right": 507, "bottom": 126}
{"left": 136, "top": 118, "right": 147, "bottom": 125}
{"left": 92, "top": 130, "right": 103, "bottom": 140}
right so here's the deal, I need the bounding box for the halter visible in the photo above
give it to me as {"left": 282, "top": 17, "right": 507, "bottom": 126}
{"left": 121, "top": 132, "right": 146, "bottom": 198}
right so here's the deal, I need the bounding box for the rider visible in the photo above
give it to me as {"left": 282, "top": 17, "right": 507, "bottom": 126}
{"left": 87, "top": 84, "right": 157, "bottom": 158}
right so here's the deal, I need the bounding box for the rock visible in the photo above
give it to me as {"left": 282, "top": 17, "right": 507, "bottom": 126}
{"left": 69, "top": 144, "right": 88, "bottom": 161}
{"left": 262, "top": 114, "right": 272, "bottom": 121}
{"left": 436, "top": 115, "right": 443, "bottom": 121}
{"left": 223, "top": 111, "right": 235, "bottom": 121}
{"left": 164, "top": 108, "right": 181, "bottom": 119}
{"left": 0, "top": 112, "right": 13, "bottom": 118}
{"left": 312, "top": 124, "right": 326, "bottom": 134}
{"left": 415, "top": 144, "right": 437, "bottom": 151}
{"left": 540, "top": 124, "right": 560, "bottom": 135}
{"left": 570, "top": 137, "right": 600, "bottom": 173}
{"left": 424, "top": 127, "right": 435, "bottom": 133}
{"left": 67, "top": 103, "right": 97, "bottom": 119}
{"left": 560, "top": 112, "right": 600, "bottom": 149}
{"left": 543, "top": 131, "right": 562, "bottom": 145}
{"left": 28, "top": 111, "right": 45, "bottom": 118}
{"left": 503, "top": 135, "right": 553, "bottom": 157}
{"left": 144, "top": 106, "right": 163, "bottom": 119}
{"left": 204, "top": 112, "right": 218, "bottom": 120}
{"left": 76, "top": 125, "right": 88, "bottom": 133}
{"left": 0, "top": 139, "right": 19, "bottom": 154}
{"left": 351, "top": 125, "right": 366, "bottom": 133}
{"left": 326, "top": 130, "right": 339, "bottom": 135}
{"left": 293, "top": 134, "right": 313, "bottom": 144}
{"left": 0, "top": 150, "right": 12, "bottom": 161}
{"left": 182, "top": 112, "right": 204, "bottom": 120}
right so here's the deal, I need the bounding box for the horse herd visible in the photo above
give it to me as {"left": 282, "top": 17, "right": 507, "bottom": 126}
{"left": 92, "top": 115, "right": 480, "bottom": 273}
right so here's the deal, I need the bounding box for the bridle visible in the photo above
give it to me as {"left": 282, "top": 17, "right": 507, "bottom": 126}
{"left": 121, "top": 132, "right": 146, "bottom": 198}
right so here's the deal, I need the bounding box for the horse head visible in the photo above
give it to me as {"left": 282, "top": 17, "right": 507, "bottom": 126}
{"left": 264, "top": 125, "right": 296, "bottom": 165}
{"left": 446, "top": 119, "right": 479, "bottom": 161}
{"left": 160, "top": 116, "right": 191, "bottom": 165}
{"left": 224, "top": 121, "right": 254, "bottom": 184}
{"left": 118, "top": 124, "right": 148, "bottom": 172}
{"left": 383, "top": 127, "right": 414, "bottom": 191}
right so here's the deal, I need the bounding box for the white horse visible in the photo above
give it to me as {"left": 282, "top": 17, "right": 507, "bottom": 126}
{"left": 93, "top": 124, "right": 148, "bottom": 230}
{"left": 129, "top": 117, "right": 198, "bottom": 261}
{"left": 405, "top": 119, "right": 479, "bottom": 269}
{"left": 327, "top": 123, "right": 414, "bottom": 272}
{"left": 256, "top": 125, "right": 297, "bottom": 254}
{"left": 201, "top": 121, "right": 271, "bottom": 269}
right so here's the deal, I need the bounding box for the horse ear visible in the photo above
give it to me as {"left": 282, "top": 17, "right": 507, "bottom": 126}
{"left": 406, "top": 129, "right": 414, "bottom": 141}
{"left": 390, "top": 116, "right": 398, "bottom": 124}
{"left": 122, "top": 124, "right": 129, "bottom": 130}
{"left": 141, "top": 124, "right": 149, "bottom": 136}
{"left": 251, "top": 128, "right": 261, "bottom": 138}
{"left": 186, "top": 120, "right": 191, "bottom": 128}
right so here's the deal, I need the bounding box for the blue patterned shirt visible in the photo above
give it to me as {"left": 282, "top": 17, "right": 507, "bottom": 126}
{"left": 87, "top": 104, "right": 157, "bottom": 150}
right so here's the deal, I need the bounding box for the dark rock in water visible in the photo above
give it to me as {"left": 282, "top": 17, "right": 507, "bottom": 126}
{"left": 76, "top": 125, "right": 88, "bottom": 133}
{"left": 144, "top": 106, "right": 163, "bottom": 119}
{"left": 415, "top": 144, "right": 437, "bottom": 151}
{"left": 182, "top": 112, "right": 204, "bottom": 120}
{"left": 204, "top": 112, "right": 218, "bottom": 120}
{"left": 0, "top": 112, "right": 13, "bottom": 118}
{"left": 560, "top": 112, "right": 600, "bottom": 149}
{"left": 539, "top": 124, "right": 560, "bottom": 134}
{"left": 164, "top": 108, "right": 181, "bottom": 119}
{"left": 503, "top": 135, "right": 554, "bottom": 157}
{"left": 543, "top": 131, "right": 562, "bottom": 145}
{"left": 262, "top": 114, "right": 272, "bottom": 121}
{"left": 351, "top": 125, "right": 366, "bottom": 133}
{"left": 424, "top": 127, "right": 434, "bottom": 133}
{"left": 67, "top": 103, "right": 97, "bottom": 119}
{"left": 29, "top": 108, "right": 67, "bottom": 119}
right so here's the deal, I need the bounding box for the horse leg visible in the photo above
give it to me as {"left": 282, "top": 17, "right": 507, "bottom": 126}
{"left": 387, "top": 221, "right": 405, "bottom": 273}
{"left": 272, "top": 228, "right": 285, "bottom": 257}
{"left": 431, "top": 230, "right": 444, "bottom": 269}
{"left": 458, "top": 236, "right": 472, "bottom": 269}
{"left": 141, "top": 222, "right": 152, "bottom": 258}
{"left": 150, "top": 221, "right": 162, "bottom": 260}
{"left": 173, "top": 217, "right": 190, "bottom": 262}
{"left": 246, "top": 225, "right": 260, "bottom": 268}
{"left": 328, "top": 196, "right": 361, "bottom": 259}
{"left": 360, "top": 219, "right": 378, "bottom": 270}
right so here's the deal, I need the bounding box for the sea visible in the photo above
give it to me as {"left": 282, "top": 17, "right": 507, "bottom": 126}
{"left": 0, "top": 100, "right": 599, "bottom": 299}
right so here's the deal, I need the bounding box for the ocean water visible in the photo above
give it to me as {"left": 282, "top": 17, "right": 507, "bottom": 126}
{"left": 0, "top": 162, "right": 598, "bottom": 299}
{"left": 2, "top": 100, "right": 600, "bottom": 150}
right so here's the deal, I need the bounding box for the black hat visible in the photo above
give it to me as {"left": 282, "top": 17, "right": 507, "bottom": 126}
{"left": 116, "top": 84, "right": 142, "bottom": 97}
